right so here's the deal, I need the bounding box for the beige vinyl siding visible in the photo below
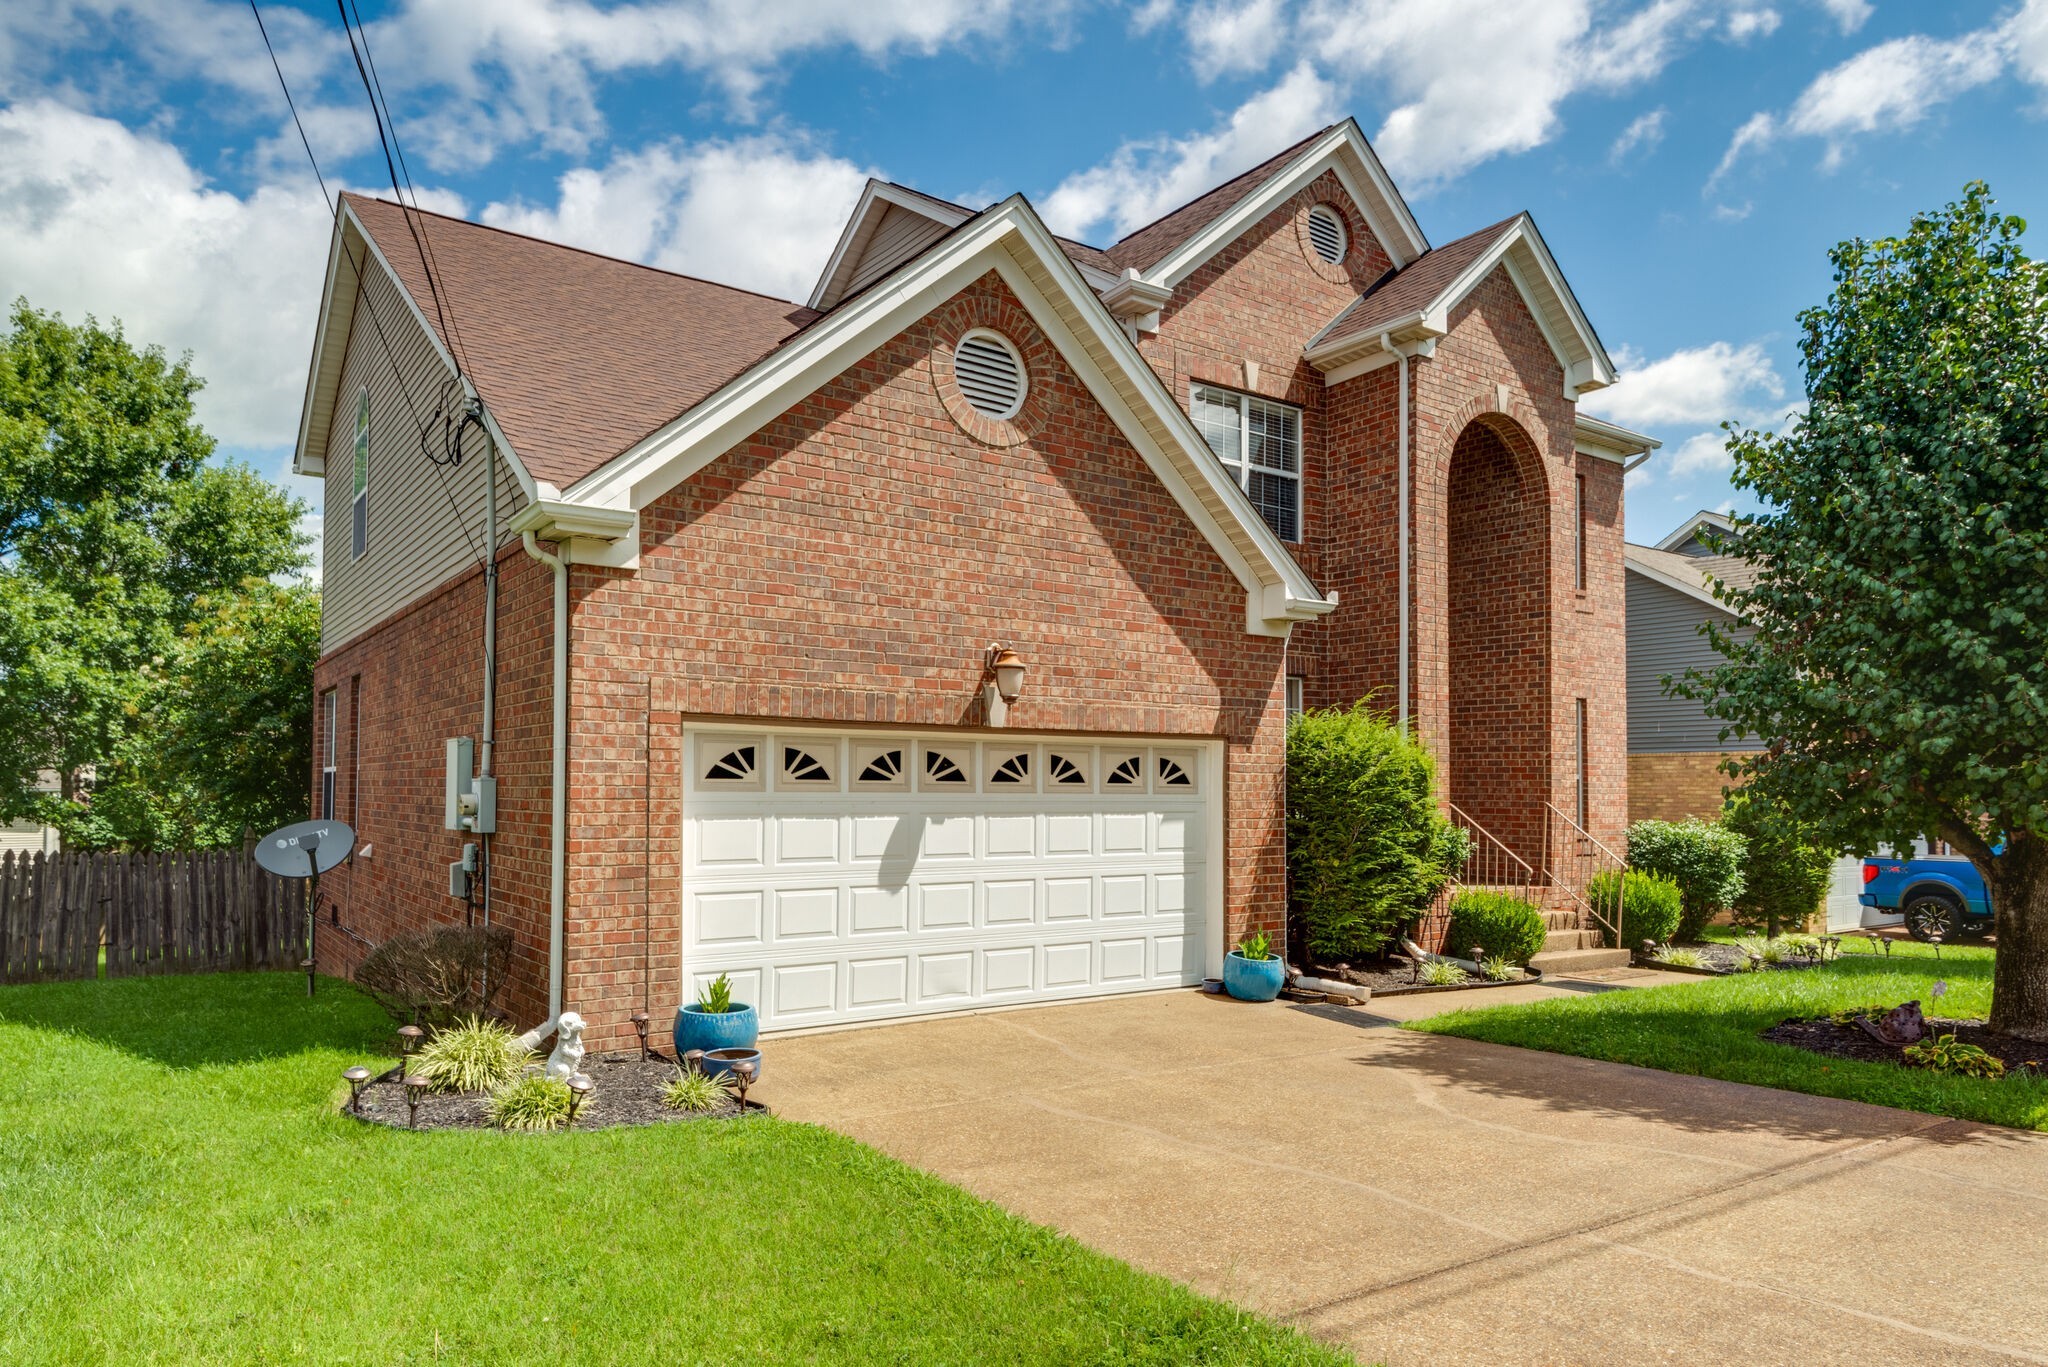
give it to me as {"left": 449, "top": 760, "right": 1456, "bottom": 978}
{"left": 1625, "top": 570, "right": 1752, "bottom": 753}
{"left": 844, "top": 204, "right": 952, "bottom": 297}
{"left": 320, "top": 253, "right": 526, "bottom": 653}
{"left": 1, "top": 820, "right": 58, "bottom": 854}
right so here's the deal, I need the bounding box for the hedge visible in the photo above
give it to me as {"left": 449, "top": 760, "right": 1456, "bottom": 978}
{"left": 1445, "top": 890, "right": 1547, "bottom": 966}
{"left": 1625, "top": 818, "right": 1747, "bottom": 942}
{"left": 1586, "top": 869, "right": 1683, "bottom": 947}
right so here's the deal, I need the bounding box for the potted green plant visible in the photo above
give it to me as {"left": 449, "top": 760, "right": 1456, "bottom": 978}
{"left": 672, "top": 973, "right": 758, "bottom": 1055}
{"left": 1222, "top": 929, "right": 1286, "bottom": 1002}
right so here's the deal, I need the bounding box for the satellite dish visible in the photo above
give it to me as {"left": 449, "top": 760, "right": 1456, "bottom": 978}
{"left": 254, "top": 819, "right": 356, "bottom": 878}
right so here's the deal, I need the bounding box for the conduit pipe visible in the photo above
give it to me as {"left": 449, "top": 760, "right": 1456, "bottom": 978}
{"left": 520, "top": 530, "right": 568, "bottom": 1023}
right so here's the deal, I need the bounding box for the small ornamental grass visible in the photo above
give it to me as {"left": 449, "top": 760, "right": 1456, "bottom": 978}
{"left": 1903, "top": 1033, "right": 2006, "bottom": 1080}
{"left": 487, "top": 1074, "right": 574, "bottom": 1131}
{"left": 663, "top": 1067, "right": 735, "bottom": 1114}
{"left": 1653, "top": 946, "right": 1706, "bottom": 969}
{"left": 1480, "top": 956, "right": 1523, "bottom": 982}
{"left": 1418, "top": 959, "right": 1469, "bottom": 987}
{"left": 414, "top": 1016, "right": 532, "bottom": 1094}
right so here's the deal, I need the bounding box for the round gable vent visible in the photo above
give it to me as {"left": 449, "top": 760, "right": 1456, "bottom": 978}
{"left": 952, "top": 330, "right": 1027, "bottom": 420}
{"left": 1306, "top": 204, "right": 1347, "bottom": 264}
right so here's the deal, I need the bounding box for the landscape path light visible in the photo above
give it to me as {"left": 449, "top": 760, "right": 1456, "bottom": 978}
{"left": 342, "top": 1066, "right": 371, "bottom": 1114}
{"left": 403, "top": 1074, "right": 429, "bottom": 1129}
{"left": 396, "top": 1024, "right": 424, "bottom": 1079}
{"left": 630, "top": 1012, "right": 651, "bottom": 1062}
{"left": 566, "top": 1073, "right": 593, "bottom": 1124}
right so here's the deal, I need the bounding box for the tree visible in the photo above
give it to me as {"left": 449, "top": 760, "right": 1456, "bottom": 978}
{"left": 0, "top": 301, "right": 310, "bottom": 846}
{"left": 1286, "top": 704, "right": 1465, "bottom": 963}
{"left": 1680, "top": 184, "right": 2048, "bottom": 1038}
{"left": 1721, "top": 793, "right": 1836, "bottom": 939}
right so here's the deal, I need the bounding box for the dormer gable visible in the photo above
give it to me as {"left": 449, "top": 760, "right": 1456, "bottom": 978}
{"left": 809, "top": 181, "right": 973, "bottom": 311}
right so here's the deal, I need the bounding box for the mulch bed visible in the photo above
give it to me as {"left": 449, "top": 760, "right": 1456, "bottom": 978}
{"left": 1655, "top": 942, "right": 1831, "bottom": 975}
{"left": 1761, "top": 1016, "right": 2048, "bottom": 1076}
{"left": 345, "top": 1052, "right": 766, "bottom": 1132}
{"left": 1310, "top": 960, "right": 1541, "bottom": 997}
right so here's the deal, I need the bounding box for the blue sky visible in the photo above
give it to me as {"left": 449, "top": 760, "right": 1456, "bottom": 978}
{"left": 3, "top": 0, "right": 2045, "bottom": 567}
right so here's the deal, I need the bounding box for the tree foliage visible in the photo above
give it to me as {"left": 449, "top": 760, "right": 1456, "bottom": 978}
{"left": 1721, "top": 792, "right": 1836, "bottom": 938}
{"left": 1677, "top": 184, "right": 2048, "bottom": 1037}
{"left": 0, "top": 301, "right": 311, "bottom": 848}
{"left": 1286, "top": 704, "right": 1465, "bottom": 963}
{"left": 1625, "top": 819, "right": 1747, "bottom": 942}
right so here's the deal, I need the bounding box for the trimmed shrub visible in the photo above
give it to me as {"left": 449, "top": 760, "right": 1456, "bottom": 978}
{"left": 354, "top": 924, "right": 514, "bottom": 1028}
{"left": 1586, "top": 869, "right": 1683, "bottom": 947}
{"left": 1286, "top": 704, "right": 1463, "bottom": 962}
{"left": 1445, "top": 890, "right": 1546, "bottom": 966}
{"left": 1722, "top": 793, "right": 1836, "bottom": 937}
{"left": 1625, "top": 819, "right": 1746, "bottom": 941}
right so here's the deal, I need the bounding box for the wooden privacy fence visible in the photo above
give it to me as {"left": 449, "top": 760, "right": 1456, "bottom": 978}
{"left": 0, "top": 849, "right": 304, "bottom": 985}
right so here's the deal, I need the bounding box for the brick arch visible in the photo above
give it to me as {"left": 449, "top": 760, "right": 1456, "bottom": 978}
{"left": 1436, "top": 404, "right": 1551, "bottom": 870}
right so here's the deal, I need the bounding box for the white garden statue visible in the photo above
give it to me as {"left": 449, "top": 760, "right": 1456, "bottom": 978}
{"left": 512, "top": 1011, "right": 587, "bottom": 1081}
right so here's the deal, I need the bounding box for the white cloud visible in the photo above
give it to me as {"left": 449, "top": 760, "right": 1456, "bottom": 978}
{"left": 1666, "top": 430, "right": 1736, "bottom": 477}
{"left": 481, "top": 133, "right": 872, "bottom": 302}
{"left": 1185, "top": 0, "right": 1290, "bottom": 81}
{"left": 1130, "top": 0, "right": 1178, "bottom": 35}
{"left": 1608, "top": 107, "right": 1667, "bottom": 163}
{"left": 1039, "top": 61, "right": 1341, "bottom": 240}
{"left": 1712, "top": 5, "right": 2048, "bottom": 183}
{"left": 1295, "top": 0, "right": 1713, "bottom": 188}
{"left": 1585, "top": 340, "right": 1784, "bottom": 429}
{"left": 1810, "top": 0, "right": 1871, "bottom": 34}
{"left": 369, "top": 0, "right": 1084, "bottom": 170}
{"left": 0, "top": 100, "right": 341, "bottom": 450}
{"left": 1726, "top": 7, "right": 1780, "bottom": 41}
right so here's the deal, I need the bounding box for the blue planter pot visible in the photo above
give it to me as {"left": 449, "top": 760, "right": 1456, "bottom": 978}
{"left": 701, "top": 1047, "right": 763, "bottom": 1082}
{"left": 1222, "top": 951, "right": 1285, "bottom": 1002}
{"left": 674, "top": 1002, "right": 758, "bottom": 1055}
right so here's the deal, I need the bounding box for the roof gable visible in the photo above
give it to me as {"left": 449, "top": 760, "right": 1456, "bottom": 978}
{"left": 545, "top": 197, "right": 1331, "bottom": 636}
{"left": 1304, "top": 213, "right": 1617, "bottom": 398}
{"left": 1120, "top": 120, "right": 1429, "bottom": 287}
{"left": 332, "top": 193, "right": 817, "bottom": 492}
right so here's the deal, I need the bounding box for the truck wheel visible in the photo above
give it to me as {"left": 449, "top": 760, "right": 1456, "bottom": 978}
{"left": 1903, "top": 891, "right": 1965, "bottom": 943}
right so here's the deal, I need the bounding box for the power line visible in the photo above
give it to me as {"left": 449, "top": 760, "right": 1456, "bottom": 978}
{"left": 249, "top": 0, "right": 489, "bottom": 572}
{"left": 334, "top": 0, "right": 469, "bottom": 384}
{"left": 340, "top": 0, "right": 474, "bottom": 377}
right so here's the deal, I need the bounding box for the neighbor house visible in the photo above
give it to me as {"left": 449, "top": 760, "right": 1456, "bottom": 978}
{"left": 296, "top": 120, "right": 1655, "bottom": 1046}
{"left": 1624, "top": 511, "right": 1878, "bottom": 931}
{"left": 1, "top": 772, "right": 62, "bottom": 856}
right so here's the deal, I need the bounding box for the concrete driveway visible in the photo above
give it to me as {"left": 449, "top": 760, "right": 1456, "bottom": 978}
{"left": 763, "top": 978, "right": 2048, "bottom": 1365}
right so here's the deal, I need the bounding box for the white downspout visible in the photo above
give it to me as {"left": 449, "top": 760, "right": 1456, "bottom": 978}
{"left": 520, "top": 530, "right": 568, "bottom": 1022}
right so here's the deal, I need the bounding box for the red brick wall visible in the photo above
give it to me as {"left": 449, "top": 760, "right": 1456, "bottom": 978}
{"left": 554, "top": 272, "right": 1287, "bottom": 1047}
{"left": 311, "top": 545, "right": 557, "bottom": 1028}
{"left": 1446, "top": 419, "right": 1549, "bottom": 864}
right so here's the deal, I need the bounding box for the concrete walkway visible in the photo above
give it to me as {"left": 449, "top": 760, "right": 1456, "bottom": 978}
{"left": 762, "top": 975, "right": 2048, "bottom": 1365}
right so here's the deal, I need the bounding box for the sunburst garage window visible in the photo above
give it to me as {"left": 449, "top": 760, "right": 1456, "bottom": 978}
{"left": 1191, "top": 384, "right": 1299, "bottom": 541}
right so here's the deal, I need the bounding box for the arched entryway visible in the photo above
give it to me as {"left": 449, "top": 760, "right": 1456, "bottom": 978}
{"left": 1445, "top": 415, "right": 1550, "bottom": 869}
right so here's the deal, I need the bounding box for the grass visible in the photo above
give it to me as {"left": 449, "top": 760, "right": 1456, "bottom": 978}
{"left": 1408, "top": 938, "right": 2048, "bottom": 1132}
{"left": 0, "top": 973, "right": 1347, "bottom": 1366}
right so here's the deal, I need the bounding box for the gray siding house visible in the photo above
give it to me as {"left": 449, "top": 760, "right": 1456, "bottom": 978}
{"left": 1624, "top": 511, "right": 1881, "bottom": 931}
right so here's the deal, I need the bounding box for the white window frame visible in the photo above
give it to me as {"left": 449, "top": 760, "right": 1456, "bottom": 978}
{"left": 351, "top": 387, "right": 370, "bottom": 560}
{"left": 1189, "top": 382, "right": 1302, "bottom": 543}
{"left": 1285, "top": 676, "right": 1305, "bottom": 718}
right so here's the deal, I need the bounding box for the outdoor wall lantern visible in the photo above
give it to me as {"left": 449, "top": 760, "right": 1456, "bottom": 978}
{"left": 982, "top": 644, "right": 1028, "bottom": 727}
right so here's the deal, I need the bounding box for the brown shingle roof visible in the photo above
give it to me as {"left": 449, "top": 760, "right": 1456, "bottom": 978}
{"left": 1103, "top": 126, "right": 1335, "bottom": 271}
{"left": 1311, "top": 215, "right": 1521, "bottom": 352}
{"left": 1625, "top": 543, "right": 1759, "bottom": 602}
{"left": 343, "top": 192, "right": 817, "bottom": 490}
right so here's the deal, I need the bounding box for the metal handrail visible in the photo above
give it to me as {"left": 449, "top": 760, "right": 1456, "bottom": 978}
{"left": 1543, "top": 802, "right": 1626, "bottom": 947}
{"left": 1446, "top": 802, "right": 1538, "bottom": 896}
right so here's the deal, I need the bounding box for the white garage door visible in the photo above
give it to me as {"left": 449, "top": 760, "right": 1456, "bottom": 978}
{"left": 683, "top": 725, "right": 1215, "bottom": 1032}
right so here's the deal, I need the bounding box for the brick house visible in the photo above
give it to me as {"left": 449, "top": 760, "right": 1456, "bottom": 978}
{"left": 296, "top": 121, "right": 1653, "bottom": 1047}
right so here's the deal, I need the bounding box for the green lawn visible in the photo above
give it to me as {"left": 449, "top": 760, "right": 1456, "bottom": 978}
{"left": 1409, "top": 939, "right": 2048, "bottom": 1131}
{"left": 0, "top": 974, "right": 1347, "bottom": 1366}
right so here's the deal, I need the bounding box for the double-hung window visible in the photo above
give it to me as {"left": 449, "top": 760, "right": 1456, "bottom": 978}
{"left": 1191, "top": 383, "right": 1301, "bottom": 542}
{"left": 351, "top": 388, "right": 370, "bottom": 559}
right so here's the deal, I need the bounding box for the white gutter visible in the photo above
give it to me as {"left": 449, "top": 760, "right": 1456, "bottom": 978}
{"left": 520, "top": 530, "right": 569, "bottom": 1021}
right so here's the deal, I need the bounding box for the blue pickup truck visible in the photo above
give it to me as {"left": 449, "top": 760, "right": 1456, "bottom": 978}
{"left": 1860, "top": 853, "right": 1993, "bottom": 940}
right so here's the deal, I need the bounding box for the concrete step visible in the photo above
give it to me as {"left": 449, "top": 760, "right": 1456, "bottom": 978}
{"left": 1541, "top": 928, "right": 1604, "bottom": 953}
{"left": 1540, "top": 909, "right": 1583, "bottom": 931}
{"left": 1528, "top": 946, "right": 1634, "bottom": 976}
